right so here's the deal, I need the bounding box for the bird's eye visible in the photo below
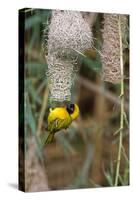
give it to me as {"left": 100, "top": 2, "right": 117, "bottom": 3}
{"left": 66, "top": 103, "right": 74, "bottom": 114}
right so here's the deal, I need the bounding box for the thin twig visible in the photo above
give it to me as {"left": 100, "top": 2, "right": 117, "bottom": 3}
{"left": 36, "top": 87, "right": 49, "bottom": 137}
{"left": 113, "top": 128, "right": 123, "bottom": 136}
{"left": 114, "top": 15, "right": 124, "bottom": 186}
{"left": 123, "top": 111, "right": 129, "bottom": 127}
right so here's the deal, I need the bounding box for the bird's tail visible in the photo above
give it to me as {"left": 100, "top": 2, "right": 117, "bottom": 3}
{"left": 45, "top": 133, "right": 55, "bottom": 145}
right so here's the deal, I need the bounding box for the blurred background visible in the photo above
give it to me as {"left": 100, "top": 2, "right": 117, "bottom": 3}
{"left": 22, "top": 8, "right": 129, "bottom": 192}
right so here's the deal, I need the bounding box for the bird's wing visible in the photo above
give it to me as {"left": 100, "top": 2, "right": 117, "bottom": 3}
{"left": 48, "top": 117, "right": 72, "bottom": 133}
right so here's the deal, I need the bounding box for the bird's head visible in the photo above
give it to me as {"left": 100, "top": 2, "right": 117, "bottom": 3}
{"left": 66, "top": 103, "right": 79, "bottom": 120}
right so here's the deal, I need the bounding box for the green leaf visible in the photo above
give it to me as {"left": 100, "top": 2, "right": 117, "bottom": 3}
{"left": 104, "top": 171, "right": 113, "bottom": 186}
{"left": 26, "top": 63, "right": 47, "bottom": 77}
{"left": 57, "top": 133, "right": 76, "bottom": 155}
{"left": 25, "top": 15, "right": 41, "bottom": 30}
{"left": 68, "top": 144, "right": 94, "bottom": 188}
{"left": 27, "top": 81, "right": 42, "bottom": 105}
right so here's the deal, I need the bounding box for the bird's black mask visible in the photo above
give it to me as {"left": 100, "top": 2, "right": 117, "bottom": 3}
{"left": 66, "top": 103, "right": 75, "bottom": 114}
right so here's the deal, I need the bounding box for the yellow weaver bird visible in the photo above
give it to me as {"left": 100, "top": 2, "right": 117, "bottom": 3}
{"left": 45, "top": 103, "right": 79, "bottom": 144}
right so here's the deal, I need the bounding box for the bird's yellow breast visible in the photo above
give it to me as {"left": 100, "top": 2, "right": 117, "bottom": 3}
{"left": 48, "top": 107, "right": 70, "bottom": 122}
